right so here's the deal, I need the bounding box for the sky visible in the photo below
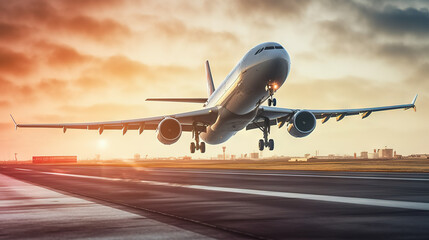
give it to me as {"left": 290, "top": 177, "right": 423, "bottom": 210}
{"left": 0, "top": 0, "right": 428, "bottom": 160}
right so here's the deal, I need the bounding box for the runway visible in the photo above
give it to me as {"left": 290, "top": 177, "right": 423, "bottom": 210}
{"left": 2, "top": 165, "right": 429, "bottom": 239}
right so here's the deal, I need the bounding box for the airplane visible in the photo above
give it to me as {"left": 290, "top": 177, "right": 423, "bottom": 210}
{"left": 10, "top": 42, "right": 418, "bottom": 153}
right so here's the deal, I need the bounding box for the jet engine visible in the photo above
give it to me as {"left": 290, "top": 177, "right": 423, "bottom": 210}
{"left": 157, "top": 117, "right": 182, "bottom": 145}
{"left": 287, "top": 110, "right": 316, "bottom": 138}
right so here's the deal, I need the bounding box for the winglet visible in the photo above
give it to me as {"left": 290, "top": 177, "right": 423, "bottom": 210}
{"left": 10, "top": 114, "right": 18, "bottom": 130}
{"left": 412, "top": 94, "right": 418, "bottom": 112}
{"left": 412, "top": 94, "right": 418, "bottom": 105}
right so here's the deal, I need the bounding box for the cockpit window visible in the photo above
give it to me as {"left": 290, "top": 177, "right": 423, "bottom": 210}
{"left": 254, "top": 48, "right": 263, "bottom": 55}
{"left": 255, "top": 45, "right": 283, "bottom": 55}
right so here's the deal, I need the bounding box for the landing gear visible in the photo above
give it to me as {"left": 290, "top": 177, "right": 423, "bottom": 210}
{"left": 190, "top": 142, "right": 196, "bottom": 153}
{"left": 190, "top": 123, "right": 206, "bottom": 153}
{"left": 255, "top": 118, "right": 275, "bottom": 151}
{"left": 267, "top": 83, "right": 277, "bottom": 106}
{"left": 268, "top": 97, "right": 277, "bottom": 106}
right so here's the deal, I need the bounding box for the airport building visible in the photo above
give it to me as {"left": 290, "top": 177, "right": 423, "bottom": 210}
{"left": 381, "top": 148, "right": 394, "bottom": 158}
{"left": 32, "top": 156, "right": 77, "bottom": 164}
{"left": 360, "top": 152, "right": 368, "bottom": 159}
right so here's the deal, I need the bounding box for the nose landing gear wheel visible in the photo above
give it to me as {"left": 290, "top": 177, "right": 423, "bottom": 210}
{"left": 272, "top": 98, "right": 277, "bottom": 106}
{"left": 268, "top": 99, "right": 272, "bottom": 106}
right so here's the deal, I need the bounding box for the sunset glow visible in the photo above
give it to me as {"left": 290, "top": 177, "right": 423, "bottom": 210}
{"left": 1, "top": 0, "right": 427, "bottom": 160}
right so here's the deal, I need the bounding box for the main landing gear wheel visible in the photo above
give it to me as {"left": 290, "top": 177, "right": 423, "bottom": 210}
{"left": 255, "top": 118, "right": 275, "bottom": 151}
{"left": 190, "top": 142, "right": 196, "bottom": 153}
{"left": 190, "top": 123, "right": 206, "bottom": 153}
{"left": 200, "top": 142, "right": 206, "bottom": 153}
{"left": 258, "top": 139, "right": 264, "bottom": 151}
{"left": 268, "top": 139, "right": 274, "bottom": 151}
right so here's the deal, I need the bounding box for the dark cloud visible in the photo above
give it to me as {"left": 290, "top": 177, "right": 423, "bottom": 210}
{"left": 0, "top": 48, "right": 34, "bottom": 76}
{"left": 0, "top": 0, "right": 131, "bottom": 44}
{"left": 375, "top": 42, "right": 429, "bottom": 63}
{"left": 357, "top": 3, "right": 429, "bottom": 37}
{"left": 0, "top": 22, "right": 30, "bottom": 42}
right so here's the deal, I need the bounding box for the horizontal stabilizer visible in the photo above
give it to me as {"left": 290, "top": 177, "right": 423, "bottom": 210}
{"left": 146, "top": 98, "right": 208, "bottom": 103}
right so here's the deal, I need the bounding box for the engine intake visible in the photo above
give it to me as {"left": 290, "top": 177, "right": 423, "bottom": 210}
{"left": 157, "top": 117, "right": 182, "bottom": 145}
{"left": 288, "top": 110, "right": 316, "bottom": 138}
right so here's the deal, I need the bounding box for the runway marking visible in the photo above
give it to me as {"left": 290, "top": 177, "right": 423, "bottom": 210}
{"left": 16, "top": 169, "right": 429, "bottom": 211}
{"left": 15, "top": 168, "right": 33, "bottom": 172}
{"left": 149, "top": 169, "right": 429, "bottom": 182}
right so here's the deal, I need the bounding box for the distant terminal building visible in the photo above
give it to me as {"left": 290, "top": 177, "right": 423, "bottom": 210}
{"left": 360, "top": 152, "right": 368, "bottom": 159}
{"left": 289, "top": 158, "right": 307, "bottom": 162}
{"left": 250, "top": 152, "right": 259, "bottom": 159}
{"left": 381, "top": 148, "right": 394, "bottom": 158}
{"left": 134, "top": 154, "right": 141, "bottom": 161}
{"left": 32, "top": 156, "right": 77, "bottom": 164}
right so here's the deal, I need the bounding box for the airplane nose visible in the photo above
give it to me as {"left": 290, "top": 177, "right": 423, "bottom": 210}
{"left": 282, "top": 48, "right": 291, "bottom": 66}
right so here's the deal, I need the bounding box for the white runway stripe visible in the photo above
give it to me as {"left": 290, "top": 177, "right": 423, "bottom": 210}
{"left": 16, "top": 168, "right": 429, "bottom": 211}
{"left": 151, "top": 169, "right": 429, "bottom": 182}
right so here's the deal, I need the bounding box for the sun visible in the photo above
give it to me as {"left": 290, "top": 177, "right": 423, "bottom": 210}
{"left": 97, "top": 139, "right": 108, "bottom": 150}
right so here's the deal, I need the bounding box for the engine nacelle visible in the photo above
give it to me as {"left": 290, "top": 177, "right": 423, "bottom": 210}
{"left": 288, "top": 110, "right": 316, "bottom": 138}
{"left": 157, "top": 117, "right": 182, "bottom": 145}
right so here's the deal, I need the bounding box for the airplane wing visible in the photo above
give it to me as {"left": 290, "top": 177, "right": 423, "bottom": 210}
{"left": 247, "top": 94, "right": 418, "bottom": 130}
{"left": 11, "top": 107, "right": 219, "bottom": 134}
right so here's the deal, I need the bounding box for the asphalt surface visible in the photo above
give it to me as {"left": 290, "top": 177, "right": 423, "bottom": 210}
{"left": 2, "top": 165, "right": 429, "bottom": 239}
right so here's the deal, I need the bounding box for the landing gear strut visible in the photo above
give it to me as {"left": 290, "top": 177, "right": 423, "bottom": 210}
{"left": 255, "top": 118, "right": 274, "bottom": 151}
{"left": 267, "top": 84, "right": 277, "bottom": 107}
{"left": 190, "top": 123, "right": 206, "bottom": 153}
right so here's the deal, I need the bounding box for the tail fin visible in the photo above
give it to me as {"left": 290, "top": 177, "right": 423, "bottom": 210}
{"left": 205, "top": 60, "right": 215, "bottom": 96}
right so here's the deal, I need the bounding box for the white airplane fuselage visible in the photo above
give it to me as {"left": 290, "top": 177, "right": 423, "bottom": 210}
{"left": 201, "top": 42, "right": 291, "bottom": 144}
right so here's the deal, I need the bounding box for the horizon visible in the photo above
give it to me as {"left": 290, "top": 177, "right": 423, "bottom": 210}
{"left": 1, "top": 0, "right": 428, "bottom": 160}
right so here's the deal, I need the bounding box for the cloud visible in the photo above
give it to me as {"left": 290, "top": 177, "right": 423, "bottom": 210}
{"left": 0, "top": 1, "right": 131, "bottom": 44}
{"left": 357, "top": 3, "right": 429, "bottom": 37}
{"left": 405, "top": 62, "right": 429, "bottom": 88}
{"left": 54, "top": 0, "right": 124, "bottom": 12}
{"left": 36, "top": 41, "right": 95, "bottom": 67}
{"left": 0, "top": 100, "right": 10, "bottom": 107}
{"left": 229, "top": 0, "right": 311, "bottom": 19}
{"left": 316, "top": 18, "right": 429, "bottom": 65}
{"left": 59, "top": 15, "right": 131, "bottom": 43}
{"left": 0, "top": 47, "right": 34, "bottom": 76}
{"left": 56, "top": 103, "right": 150, "bottom": 121}
{"left": 0, "top": 22, "right": 30, "bottom": 42}
{"left": 136, "top": 15, "right": 239, "bottom": 47}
